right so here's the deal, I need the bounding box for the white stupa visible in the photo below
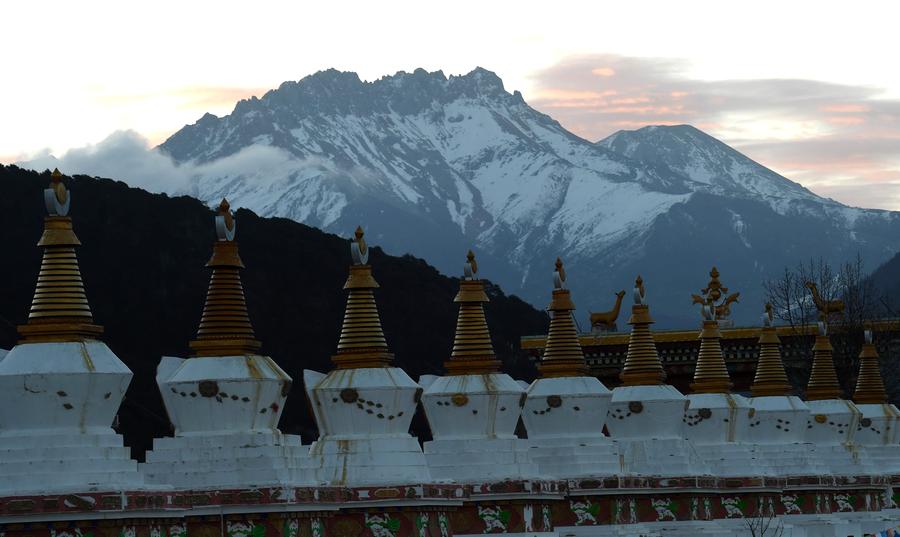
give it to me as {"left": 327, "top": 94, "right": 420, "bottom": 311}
{"left": 420, "top": 251, "right": 538, "bottom": 482}
{"left": 304, "top": 227, "right": 430, "bottom": 485}
{"left": 682, "top": 268, "right": 759, "bottom": 476}
{"left": 521, "top": 258, "right": 617, "bottom": 478}
{"left": 851, "top": 330, "right": 900, "bottom": 473}
{"left": 744, "top": 304, "right": 823, "bottom": 476}
{"left": 0, "top": 169, "right": 144, "bottom": 494}
{"left": 605, "top": 277, "right": 706, "bottom": 476}
{"left": 141, "top": 199, "right": 309, "bottom": 488}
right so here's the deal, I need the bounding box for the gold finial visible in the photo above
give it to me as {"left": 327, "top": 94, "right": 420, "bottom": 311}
{"left": 444, "top": 250, "right": 499, "bottom": 375}
{"left": 218, "top": 198, "right": 234, "bottom": 233}
{"left": 332, "top": 226, "right": 392, "bottom": 368}
{"left": 750, "top": 303, "right": 791, "bottom": 397}
{"left": 50, "top": 168, "right": 68, "bottom": 205}
{"left": 540, "top": 257, "right": 588, "bottom": 378}
{"left": 692, "top": 266, "right": 739, "bottom": 320}
{"left": 619, "top": 276, "right": 667, "bottom": 386}
{"left": 805, "top": 323, "right": 843, "bottom": 400}
{"left": 189, "top": 208, "right": 260, "bottom": 356}
{"left": 690, "top": 316, "right": 733, "bottom": 394}
{"left": 853, "top": 330, "right": 888, "bottom": 404}
{"left": 18, "top": 173, "right": 102, "bottom": 343}
{"left": 463, "top": 249, "right": 479, "bottom": 280}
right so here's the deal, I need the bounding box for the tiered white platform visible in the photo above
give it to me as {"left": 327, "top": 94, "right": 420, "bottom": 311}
{"left": 422, "top": 373, "right": 540, "bottom": 482}
{"left": 805, "top": 399, "right": 871, "bottom": 475}
{"left": 855, "top": 402, "right": 900, "bottom": 474}
{"left": 144, "top": 355, "right": 308, "bottom": 488}
{"left": 606, "top": 385, "right": 708, "bottom": 476}
{"left": 141, "top": 432, "right": 308, "bottom": 488}
{"left": 0, "top": 340, "right": 145, "bottom": 493}
{"left": 685, "top": 393, "right": 767, "bottom": 477}
{"left": 305, "top": 367, "right": 431, "bottom": 485}
{"left": 0, "top": 430, "right": 143, "bottom": 494}
{"left": 523, "top": 376, "right": 618, "bottom": 478}
{"left": 744, "top": 395, "right": 827, "bottom": 476}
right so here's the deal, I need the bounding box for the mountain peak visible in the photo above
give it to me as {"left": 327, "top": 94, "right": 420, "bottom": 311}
{"left": 598, "top": 124, "right": 816, "bottom": 201}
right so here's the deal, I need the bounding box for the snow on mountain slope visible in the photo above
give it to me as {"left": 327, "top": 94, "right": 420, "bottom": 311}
{"left": 159, "top": 68, "right": 900, "bottom": 325}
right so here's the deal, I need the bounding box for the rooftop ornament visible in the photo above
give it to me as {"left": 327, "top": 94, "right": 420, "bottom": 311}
{"left": 189, "top": 199, "right": 262, "bottom": 357}
{"left": 18, "top": 169, "right": 103, "bottom": 343}
{"left": 750, "top": 303, "right": 792, "bottom": 397}
{"left": 538, "top": 258, "right": 589, "bottom": 378}
{"left": 805, "top": 322, "right": 843, "bottom": 401}
{"left": 618, "top": 276, "right": 667, "bottom": 386}
{"left": 444, "top": 250, "right": 500, "bottom": 375}
{"left": 332, "top": 226, "right": 393, "bottom": 368}
{"left": 689, "top": 267, "right": 733, "bottom": 394}
{"left": 852, "top": 330, "right": 888, "bottom": 404}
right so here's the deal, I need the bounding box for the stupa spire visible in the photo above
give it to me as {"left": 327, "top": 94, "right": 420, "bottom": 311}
{"left": 852, "top": 330, "right": 888, "bottom": 404}
{"left": 805, "top": 322, "right": 843, "bottom": 401}
{"left": 538, "top": 258, "right": 588, "bottom": 378}
{"left": 689, "top": 268, "right": 733, "bottom": 393}
{"left": 619, "top": 276, "right": 667, "bottom": 386}
{"left": 18, "top": 169, "right": 103, "bottom": 342}
{"left": 331, "top": 226, "right": 393, "bottom": 368}
{"left": 750, "top": 304, "right": 792, "bottom": 397}
{"left": 444, "top": 250, "right": 500, "bottom": 375}
{"left": 189, "top": 199, "right": 262, "bottom": 357}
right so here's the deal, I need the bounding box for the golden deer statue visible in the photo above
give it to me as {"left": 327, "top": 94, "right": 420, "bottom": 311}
{"left": 590, "top": 290, "right": 626, "bottom": 332}
{"left": 805, "top": 281, "right": 844, "bottom": 320}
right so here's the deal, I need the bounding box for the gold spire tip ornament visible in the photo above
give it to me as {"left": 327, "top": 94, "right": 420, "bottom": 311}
{"left": 805, "top": 322, "right": 843, "bottom": 401}
{"left": 445, "top": 250, "right": 499, "bottom": 375}
{"left": 691, "top": 266, "right": 740, "bottom": 321}
{"left": 18, "top": 170, "right": 103, "bottom": 343}
{"left": 332, "top": 225, "right": 393, "bottom": 369}
{"left": 619, "top": 276, "right": 667, "bottom": 386}
{"left": 540, "top": 257, "right": 588, "bottom": 378}
{"left": 853, "top": 330, "right": 888, "bottom": 404}
{"left": 750, "top": 303, "right": 792, "bottom": 397}
{"left": 189, "top": 203, "right": 261, "bottom": 357}
{"left": 687, "top": 266, "right": 734, "bottom": 393}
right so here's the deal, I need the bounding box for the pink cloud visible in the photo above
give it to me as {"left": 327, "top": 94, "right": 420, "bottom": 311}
{"left": 528, "top": 54, "right": 900, "bottom": 210}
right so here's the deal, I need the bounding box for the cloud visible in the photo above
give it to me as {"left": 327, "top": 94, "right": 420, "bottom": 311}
{"left": 529, "top": 54, "right": 900, "bottom": 210}
{"left": 16, "top": 130, "right": 301, "bottom": 199}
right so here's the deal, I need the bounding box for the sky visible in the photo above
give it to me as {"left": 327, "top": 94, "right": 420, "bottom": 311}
{"left": 2, "top": 0, "right": 899, "bottom": 209}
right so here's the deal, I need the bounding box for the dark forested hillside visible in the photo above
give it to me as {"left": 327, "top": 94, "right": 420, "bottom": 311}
{"left": 0, "top": 165, "right": 548, "bottom": 458}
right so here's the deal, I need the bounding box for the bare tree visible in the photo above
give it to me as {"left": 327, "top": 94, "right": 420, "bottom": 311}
{"left": 764, "top": 254, "right": 892, "bottom": 394}
{"left": 743, "top": 504, "right": 784, "bottom": 537}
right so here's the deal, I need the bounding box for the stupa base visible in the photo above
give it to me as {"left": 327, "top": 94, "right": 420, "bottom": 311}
{"left": 0, "top": 429, "right": 145, "bottom": 494}
{"left": 525, "top": 436, "right": 620, "bottom": 478}
{"left": 692, "top": 442, "right": 771, "bottom": 477}
{"left": 141, "top": 431, "right": 310, "bottom": 489}
{"left": 425, "top": 437, "right": 540, "bottom": 482}
{"left": 308, "top": 435, "right": 430, "bottom": 486}
{"left": 614, "top": 438, "right": 708, "bottom": 477}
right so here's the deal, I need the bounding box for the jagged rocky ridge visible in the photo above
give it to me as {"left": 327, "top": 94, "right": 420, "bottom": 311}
{"left": 160, "top": 68, "right": 900, "bottom": 326}
{"left": 0, "top": 165, "right": 547, "bottom": 458}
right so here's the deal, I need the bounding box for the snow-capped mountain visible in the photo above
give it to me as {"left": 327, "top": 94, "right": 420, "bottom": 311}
{"left": 159, "top": 68, "right": 900, "bottom": 326}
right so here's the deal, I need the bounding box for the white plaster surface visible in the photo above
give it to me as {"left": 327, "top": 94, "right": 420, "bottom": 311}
{"left": 422, "top": 372, "right": 539, "bottom": 482}
{"left": 158, "top": 355, "right": 291, "bottom": 435}
{"left": 684, "top": 393, "right": 752, "bottom": 444}
{"left": 144, "top": 354, "right": 308, "bottom": 489}
{"left": 521, "top": 376, "right": 617, "bottom": 478}
{"left": 606, "top": 385, "right": 707, "bottom": 476}
{"left": 522, "top": 376, "right": 611, "bottom": 439}
{"left": 743, "top": 396, "right": 827, "bottom": 477}
{"left": 606, "top": 385, "right": 687, "bottom": 439}
{"left": 423, "top": 373, "right": 524, "bottom": 439}
{"left": 305, "top": 367, "right": 431, "bottom": 486}
{"left": 805, "top": 399, "right": 871, "bottom": 476}
{"left": 0, "top": 341, "right": 143, "bottom": 494}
